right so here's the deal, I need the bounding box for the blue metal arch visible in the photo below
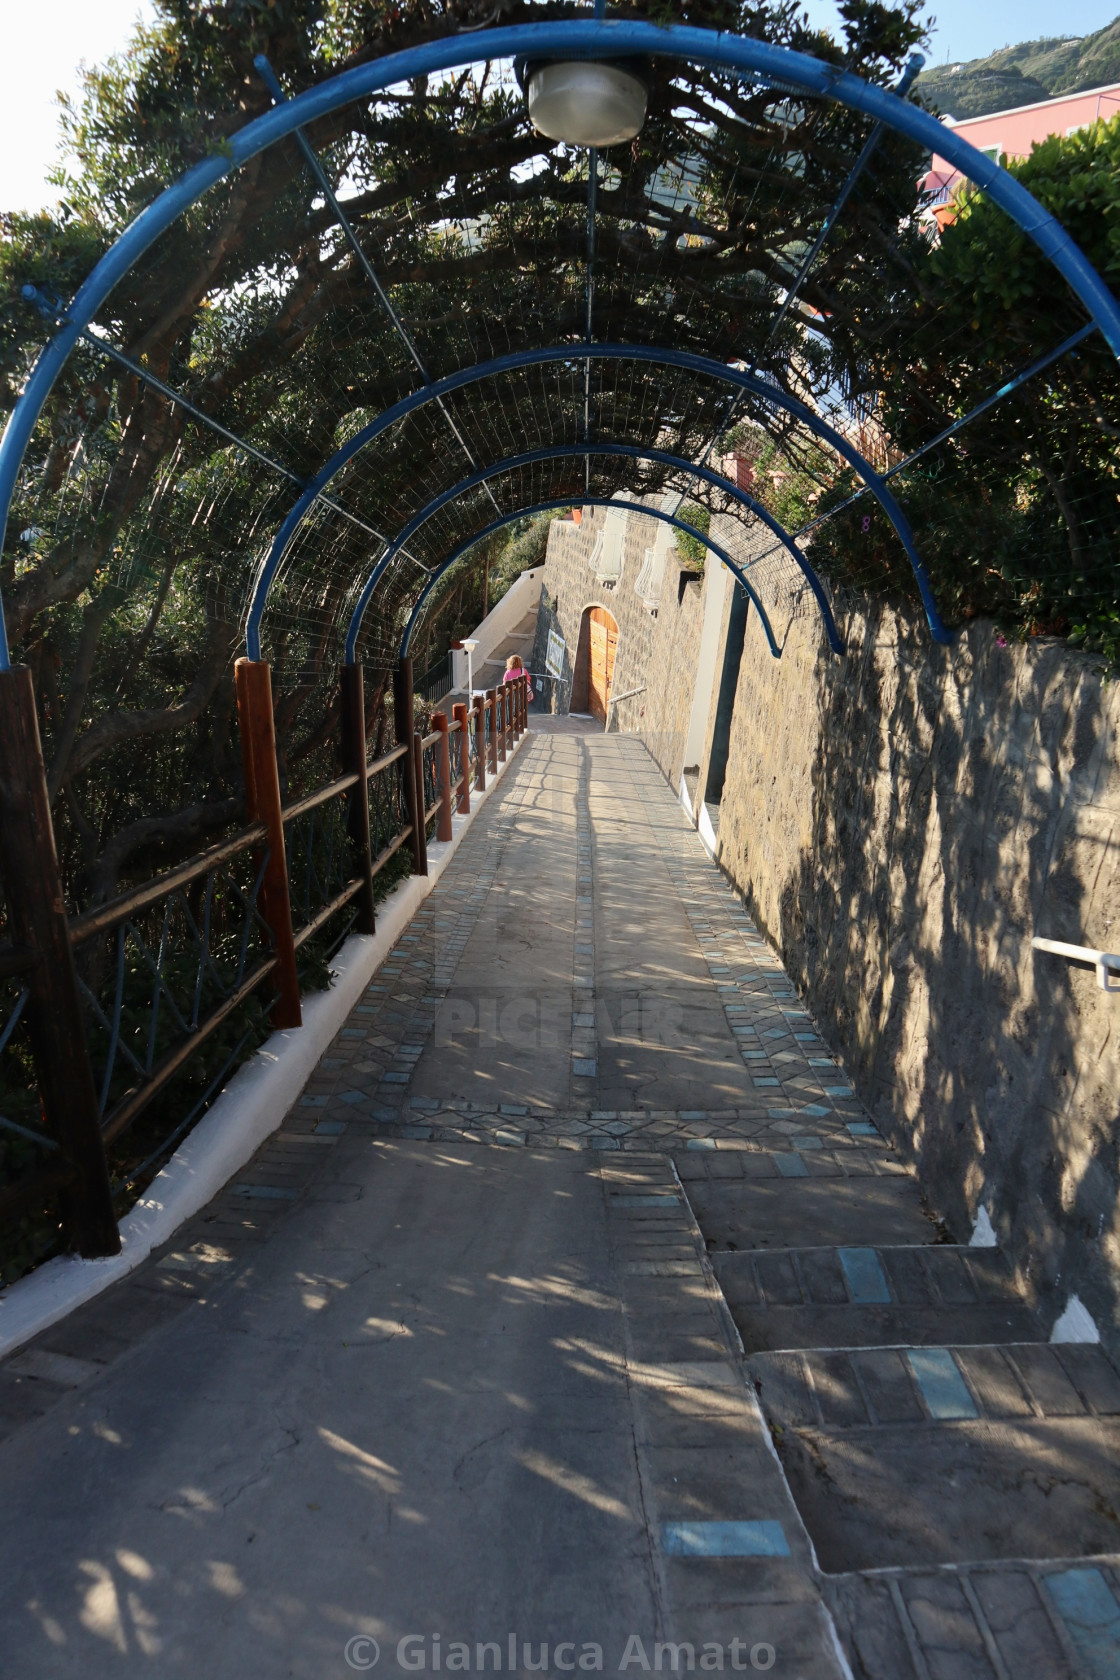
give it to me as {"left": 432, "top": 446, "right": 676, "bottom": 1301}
{"left": 396, "top": 498, "right": 782, "bottom": 660}
{"left": 2, "top": 18, "right": 1119, "bottom": 668}
{"left": 251, "top": 343, "right": 943, "bottom": 655}
{"left": 344, "top": 441, "right": 844, "bottom": 661}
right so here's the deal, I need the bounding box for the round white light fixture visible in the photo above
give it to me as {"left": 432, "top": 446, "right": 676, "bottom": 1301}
{"left": 526, "top": 60, "right": 648, "bottom": 148}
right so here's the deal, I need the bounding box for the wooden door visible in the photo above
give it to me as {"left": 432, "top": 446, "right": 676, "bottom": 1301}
{"left": 587, "top": 607, "right": 618, "bottom": 724}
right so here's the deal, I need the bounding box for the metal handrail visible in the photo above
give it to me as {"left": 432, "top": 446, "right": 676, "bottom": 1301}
{"left": 1033, "top": 937, "right": 1120, "bottom": 994}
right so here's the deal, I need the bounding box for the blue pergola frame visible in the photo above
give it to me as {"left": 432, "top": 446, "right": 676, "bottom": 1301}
{"left": 396, "top": 498, "right": 782, "bottom": 658}
{"left": 342, "top": 441, "right": 846, "bottom": 661}
{"left": 246, "top": 344, "right": 947, "bottom": 656}
{"left": 2, "top": 18, "right": 1119, "bottom": 671}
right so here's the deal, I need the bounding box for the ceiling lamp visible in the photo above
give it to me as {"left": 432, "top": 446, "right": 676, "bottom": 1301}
{"left": 525, "top": 59, "right": 648, "bottom": 148}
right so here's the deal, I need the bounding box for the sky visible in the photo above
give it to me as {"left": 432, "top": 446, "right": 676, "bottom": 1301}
{"left": 1, "top": 0, "right": 1119, "bottom": 213}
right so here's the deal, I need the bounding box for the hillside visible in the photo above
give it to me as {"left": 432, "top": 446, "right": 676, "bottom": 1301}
{"left": 918, "top": 15, "right": 1120, "bottom": 119}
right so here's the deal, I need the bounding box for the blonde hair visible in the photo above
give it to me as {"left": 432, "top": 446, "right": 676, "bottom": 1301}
{"left": 505, "top": 654, "right": 524, "bottom": 671}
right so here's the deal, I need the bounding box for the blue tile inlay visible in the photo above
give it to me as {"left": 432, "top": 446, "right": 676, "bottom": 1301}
{"left": 907, "top": 1348, "right": 978, "bottom": 1419}
{"left": 339, "top": 1090, "right": 369, "bottom": 1105}
{"left": 798, "top": 1103, "right": 829, "bottom": 1118}
{"left": 314, "top": 1119, "right": 347, "bottom": 1136}
{"left": 1046, "top": 1568, "right": 1120, "bottom": 1679}
{"left": 661, "top": 1521, "right": 790, "bottom": 1559}
{"left": 847, "top": 1121, "right": 878, "bottom": 1137}
{"left": 231, "top": 1184, "right": 297, "bottom": 1200}
{"left": 572, "top": 1058, "right": 597, "bottom": 1077}
{"left": 838, "top": 1248, "right": 891, "bottom": 1304}
{"left": 686, "top": 1138, "right": 717, "bottom": 1151}
{"left": 773, "top": 1152, "right": 809, "bottom": 1178}
{"left": 299, "top": 1095, "right": 329, "bottom": 1108}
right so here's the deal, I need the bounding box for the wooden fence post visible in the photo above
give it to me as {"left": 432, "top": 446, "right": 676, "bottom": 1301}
{"left": 432, "top": 712, "right": 454, "bottom": 843}
{"left": 412, "top": 731, "right": 430, "bottom": 876}
{"left": 0, "top": 666, "right": 119, "bottom": 1256}
{"left": 452, "top": 703, "right": 471, "bottom": 814}
{"left": 393, "top": 657, "right": 426, "bottom": 876}
{"left": 340, "top": 662, "right": 376, "bottom": 936}
{"left": 487, "top": 690, "right": 499, "bottom": 775}
{"left": 474, "top": 692, "right": 486, "bottom": 792}
{"left": 234, "top": 658, "right": 302, "bottom": 1028}
{"left": 497, "top": 684, "right": 508, "bottom": 763}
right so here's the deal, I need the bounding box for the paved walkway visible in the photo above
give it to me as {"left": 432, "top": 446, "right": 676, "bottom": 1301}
{"left": 1, "top": 724, "right": 1118, "bottom": 1679}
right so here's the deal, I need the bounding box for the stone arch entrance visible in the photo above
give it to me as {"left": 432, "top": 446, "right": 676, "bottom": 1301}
{"left": 571, "top": 605, "right": 619, "bottom": 725}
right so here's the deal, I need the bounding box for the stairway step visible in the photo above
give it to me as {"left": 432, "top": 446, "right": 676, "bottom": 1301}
{"left": 748, "top": 1341, "right": 1120, "bottom": 1571}
{"left": 826, "top": 1560, "right": 1111, "bottom": 1680}
{"left": 685, "top": 1174, "right": 940, "bottom": 1251}
{"left": 717, "top": 1245, "right": 1040, "bottom": 1350}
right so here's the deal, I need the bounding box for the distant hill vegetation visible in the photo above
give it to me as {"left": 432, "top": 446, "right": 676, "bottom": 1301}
{"left": 918, "top": 15, "right": 1120, "bottom": 119}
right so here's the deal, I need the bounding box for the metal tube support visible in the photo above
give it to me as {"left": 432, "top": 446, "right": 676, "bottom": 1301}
{"left": 340, "top": 662, "right": 376, "bottom": 936}
{"left": 393, "top": 658, "right": 426, "bottom": 876}
{"left": 433, "top": 712, "right": 454, "bottom": 843}
{"left": 0, "top": 666, "right": 120, "bottom": 1256}
{"left": 453, "top": 703, "right": 471, "bottom": 813}
{"left": 234, "top": 659, "right": 302, "bottom": 1028}
{"left": 473, "top": 692, "right": 486, "bottom": 793}
{"left": 487, "top": 691, "right": 499, "bottom": 775}
{"left": 1033, "top": 936, "right": 1120, "bottom": 993}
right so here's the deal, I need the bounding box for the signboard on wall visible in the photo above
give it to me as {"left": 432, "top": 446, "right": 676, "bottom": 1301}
{"left": 545, "top": 629, "right": 566, "bottom": 679}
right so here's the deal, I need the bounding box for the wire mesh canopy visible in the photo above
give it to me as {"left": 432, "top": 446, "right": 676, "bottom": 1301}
{"left": 2, "top": 11, "right": 1119, "bottom": 712}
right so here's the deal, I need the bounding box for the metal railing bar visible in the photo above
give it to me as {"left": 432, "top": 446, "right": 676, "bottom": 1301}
{"left": 292, "top": 877, "right": 364, "bottom": 951}
{"left": 281, "top": 772, "right": 360, "bottom": 826}
{"left": 0, "top": 1113, "right": 60, "bottom": 1151}
{"left": 100, "top": 954, "right": 279, "bottom": 1145}
{"left": 371, "top": 827, "right": 412, "bottom": 878}
{"left": 368, "top": 742, "right": 410, "bottom": 776}
{"left": 69, "top": 823, "right": 268, "bottom": 946}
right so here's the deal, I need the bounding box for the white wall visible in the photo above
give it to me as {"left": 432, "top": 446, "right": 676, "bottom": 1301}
{"left": 450, "top": 567, "right": 545, "bottom": 691}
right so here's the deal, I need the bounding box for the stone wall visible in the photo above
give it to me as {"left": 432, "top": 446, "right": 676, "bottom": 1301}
{"left": 712, "top": 597, "right": 1120, "bottom": 1348}
{"left": 531, "top": 505, "right": 708, "bottom": 772}
{"left": 534, "top": 501, "right": 1120, "bottom": 1347}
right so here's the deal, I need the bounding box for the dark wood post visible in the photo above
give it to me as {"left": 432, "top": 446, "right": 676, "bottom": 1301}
{"left": 452, "top": 703, "right": 471, "bottom": 814}
{"left": 235, "top": 659, "right": 302, "bottom": 1028}
{"left": 0, "top": 667, "right": 119, "bottom": 1256}
{"left": 487, "top": 690, "right": 498, "bottom": 775}
{"left": 340, "top": 662, "right": 376, "bottom": 936}
{"left": 393, "top": 657, "right": 426, "bottom": 876}
{"left": 412, "top": 731, "right": 430, "bottom": 875}
{"left": 497, "top": 684, "right": 508, "bottom": 763}
{"left": 433, "top": 711, "right": 453, "bottom": 843}
{"left": 473, "top": 691, "right": 486, "bottom": 792}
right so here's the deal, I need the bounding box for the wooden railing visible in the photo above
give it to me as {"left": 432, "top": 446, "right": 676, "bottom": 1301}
{"left": 0, "top": 658, "right": 530, "bottom": 1256}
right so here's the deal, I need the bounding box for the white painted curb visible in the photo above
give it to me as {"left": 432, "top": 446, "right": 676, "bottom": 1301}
{"left": 0, "top": 730, "right": 531, "bottom": 1361}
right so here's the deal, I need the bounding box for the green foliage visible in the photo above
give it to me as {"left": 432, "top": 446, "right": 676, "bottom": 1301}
{"left": 811, "top": 112, "right": 1120, "bottom": 651}
{"left": 676, "top": 502, "right": 710, "bottom": 570}
{"left": 918, "top": 17, "right": 1120, "bottom": 120}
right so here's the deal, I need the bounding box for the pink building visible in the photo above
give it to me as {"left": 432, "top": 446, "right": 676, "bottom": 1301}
{"left": 923, "top": 82, "right": 1120, "bottom": 224}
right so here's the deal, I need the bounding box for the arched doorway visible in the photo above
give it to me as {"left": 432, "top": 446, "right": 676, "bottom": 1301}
{"left": 572, "top": 605, "right": 619, "bottom": 725}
